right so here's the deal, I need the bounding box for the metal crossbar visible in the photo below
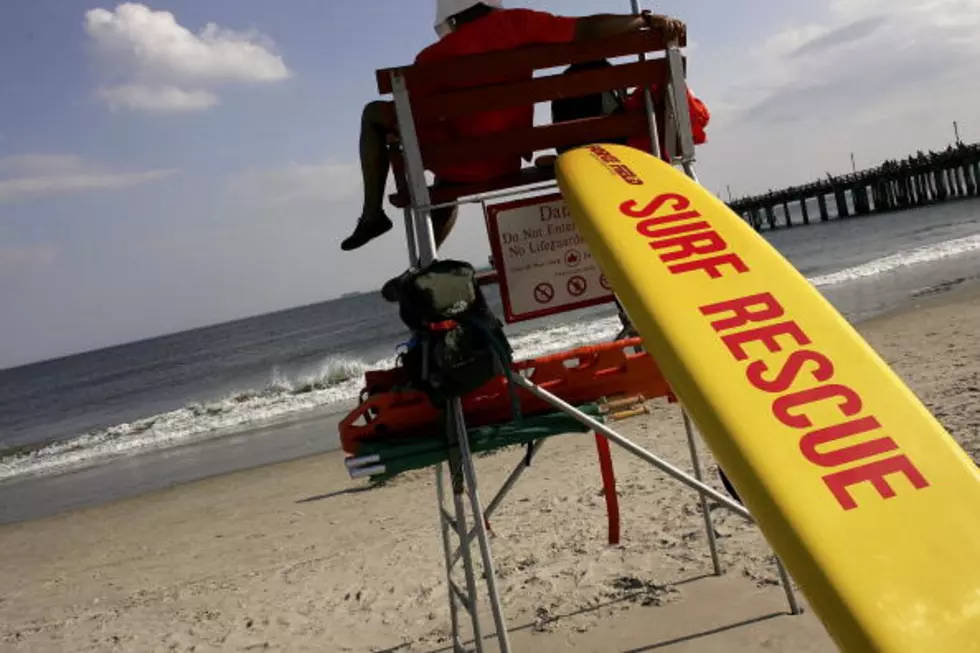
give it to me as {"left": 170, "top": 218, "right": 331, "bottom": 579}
{"left": 377, "top": 6, "right": 803, "bottom": 649}
{"left": 513, "top": 376, "right": 802, "bottom": 617}
{"left": 450, "top": 440, "right": 544, "bottom": 567}
{"left": 421, "top": 181, "right": 559, "bottom": 213}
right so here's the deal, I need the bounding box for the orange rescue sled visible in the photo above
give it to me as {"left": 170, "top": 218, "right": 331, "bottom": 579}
{"left": 340, "top": 337, "right": 669, "bottom": 455}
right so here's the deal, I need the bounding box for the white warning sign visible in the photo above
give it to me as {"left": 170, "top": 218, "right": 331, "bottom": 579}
{"left": 484, "top": 193, "right": 615, "bottom": 323}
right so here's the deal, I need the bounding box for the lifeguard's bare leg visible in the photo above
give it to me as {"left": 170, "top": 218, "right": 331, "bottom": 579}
{"left": 341, "top": 100, "right": 394, "bottom": 251}
{"left": 359, "top": 101, "right": 391, "bottom": 220}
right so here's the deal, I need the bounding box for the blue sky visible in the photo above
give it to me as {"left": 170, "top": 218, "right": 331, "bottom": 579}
{"left": 1, "top": 0, "right": 978, "bottom": 368}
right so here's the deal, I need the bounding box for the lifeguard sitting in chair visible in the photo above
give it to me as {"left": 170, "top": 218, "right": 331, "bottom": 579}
{"left": 339, "top": 0, "right": 704, "bottom": 288}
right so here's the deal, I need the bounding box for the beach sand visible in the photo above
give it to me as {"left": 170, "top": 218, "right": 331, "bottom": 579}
{"left": 2, "top": 283, "right": 979, "bottom": 653}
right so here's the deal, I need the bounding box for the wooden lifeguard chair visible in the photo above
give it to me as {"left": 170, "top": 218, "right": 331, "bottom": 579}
{"left": 344, "top": 5, "right": 801, "bottom": 652}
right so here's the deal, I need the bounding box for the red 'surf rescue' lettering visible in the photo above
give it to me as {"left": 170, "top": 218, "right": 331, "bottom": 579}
{"left": 698, "top": 292, "right": 930, "bottom": 510}
{"left": 619, "top": 193, "right": 748, "bottom": 279}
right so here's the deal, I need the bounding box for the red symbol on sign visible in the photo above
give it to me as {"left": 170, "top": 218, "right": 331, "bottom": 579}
{"left": 533, "top": 282, "right": 555, "bottom": 304}
{"left": 567, "top": 275, "right": 587, "bottom": 297}
{"left": 600, "top": 274, "right": 611, "bottom": 290}
{"left": 565, "top": 250, "right": 582, "bottom": 267}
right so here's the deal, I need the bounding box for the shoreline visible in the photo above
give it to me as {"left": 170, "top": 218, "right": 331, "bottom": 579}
{"left": 6, "top": 195, "right": 980, "bottom": 503}
{"left": 1, "top": 276, "right": 978, "bottom": 651}
{"left": 3, "top": 277, "right": 979, "bottom": 527}
{"left": 861, "top": 272, "right": 980, "bottom": 323}
{"left": 0, "top": 409, "right": 348, "bottom": 526}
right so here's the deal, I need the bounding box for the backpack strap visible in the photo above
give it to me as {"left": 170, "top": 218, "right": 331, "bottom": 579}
{"left": 461, "top": 312, "right": 522, "bottom": 426}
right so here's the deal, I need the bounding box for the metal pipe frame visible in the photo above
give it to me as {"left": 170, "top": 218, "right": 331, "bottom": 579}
{"left": 435, "top": 464, "right": 463, "bottom": 651}
{"left": 512, "top": 375, "right": 802, "bottom": 616}
{"left": 665, "top": 45, "right": 696, "bottom": 166}
{"left": 453, "top": 404, "right": 513, "bottom": 653}
{"left": 377, "top": 11, "right": 802, "bottom": 653}
{"left": 683, "top": 410, "right": 722, "bottom": 576}
{"left": 631, "top": 0, "right": 663, "bottom": 161}
{"left": 441, "top": 406, "right": 488, "bottom": 651}
{"left": 390, "top": 70, "right": 438, "bottom": 268}
{"left": 660, "top": 42, "right": 800, "bottom": 615}
{"left": 402, "top": 206, "right": 419, "bottom": 268}
{"left": 450, "top": 439, "right": 545, "bottom": 567}
{"left": 664, "top": 95, "right": 678, "bottom": 164}
{"left": 418, "top": 180, "right": 560, "bottom": 213}
{"left": 391, "top": 68, "right": 514, "bottom": 651}
{"left": 513, "top": 375, "right": 750, "bottom": 519}
{"left": 451, "top": 474, "right": 485, "bottom": 651}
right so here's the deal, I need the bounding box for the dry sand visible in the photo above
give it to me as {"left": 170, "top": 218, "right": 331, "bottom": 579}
{"left": 2, "top": 283, "right": 979, "bottom": 653}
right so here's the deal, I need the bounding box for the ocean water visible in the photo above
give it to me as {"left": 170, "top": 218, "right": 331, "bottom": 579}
{"left": 2, "top": 198, "right": 980, "bottom": 501}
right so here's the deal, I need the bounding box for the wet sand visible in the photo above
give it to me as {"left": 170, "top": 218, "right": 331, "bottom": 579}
{"left": 0, "top": 410, "right": 345, "bottom": 526}
{"left": 1, "top": 282, "right": 978, "bottom": 652}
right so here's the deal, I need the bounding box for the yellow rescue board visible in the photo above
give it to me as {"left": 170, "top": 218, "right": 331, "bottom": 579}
{"left": 556, "top": 144, "right": 980, "bottom": 652}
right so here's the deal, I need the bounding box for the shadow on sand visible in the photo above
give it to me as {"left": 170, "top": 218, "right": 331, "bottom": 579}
{"left": 373, "top": 572, "right": 791, "bottom": 653}
{"left": 294, "top": 485, "right": 375, "bottom": 504}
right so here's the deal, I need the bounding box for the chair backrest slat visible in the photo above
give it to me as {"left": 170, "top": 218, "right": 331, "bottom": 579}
{"left": 375, "top": 29, "right": 677, "bottom": 95}
{"left": 376, "top": 27, "right": 684, "bottom": 184}
{"left": 421, "top": 112, "right": 650, "bottom": 170}
{"left": 412, "top": 59, "right": 671, "bottom": 122}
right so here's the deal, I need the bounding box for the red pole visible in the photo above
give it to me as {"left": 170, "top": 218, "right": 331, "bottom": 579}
{"left": 594, "top": 433, "right": 621, "bottom": 545}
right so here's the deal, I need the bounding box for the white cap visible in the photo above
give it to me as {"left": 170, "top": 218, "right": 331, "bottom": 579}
{"left": 434, "top": 0, "right": 502, "bottom": 37}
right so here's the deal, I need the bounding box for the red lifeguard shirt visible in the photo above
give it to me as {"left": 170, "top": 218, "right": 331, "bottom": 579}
{"left": 412, "top": 9, "right": 578, "bottom": 183}
{"left": 624, "top": 86, "right": 710, "bottom": 158}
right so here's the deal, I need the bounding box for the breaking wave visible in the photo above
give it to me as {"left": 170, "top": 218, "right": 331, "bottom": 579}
{"left": 0, "top": 322, "right": 622, "bottom": 483}
{"left": 809, "top": 233, "right": 980, "bottom": 287}
{"left": 0, "top": 356, "right": 389, "bottom": 483}
{"left": 4, "top": 232, "right": 979, "bottom": 482}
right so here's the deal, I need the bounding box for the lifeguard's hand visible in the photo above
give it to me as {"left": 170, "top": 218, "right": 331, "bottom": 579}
{"left": 643, "top": 13, "right": 686, "bottom": 43}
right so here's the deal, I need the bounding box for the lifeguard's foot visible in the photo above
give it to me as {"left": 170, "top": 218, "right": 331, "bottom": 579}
{"left": 341, "top": 213, "right": 393, "bottom": 251}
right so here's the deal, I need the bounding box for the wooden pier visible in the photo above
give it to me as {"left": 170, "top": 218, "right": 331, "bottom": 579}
{"left": 728, "top": 143, "right": 980, "bottom": 230}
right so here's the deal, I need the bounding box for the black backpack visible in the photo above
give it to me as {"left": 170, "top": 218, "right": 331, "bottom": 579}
{"left": 393, "top": 260, "right": 518, "bottom": 412}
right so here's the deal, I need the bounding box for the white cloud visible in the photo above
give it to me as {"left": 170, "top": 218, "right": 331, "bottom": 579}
{"left": 0, "top": 154, "right": 176, "bottom": 202}
{"left": 97, "top": 84, "right": 219, "bottom": 112}
{"left": 695, "top": 0, "right": 980, "bottom": 196}
{"left": 83, "top": 2, "right": 291, "bottom": 113}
